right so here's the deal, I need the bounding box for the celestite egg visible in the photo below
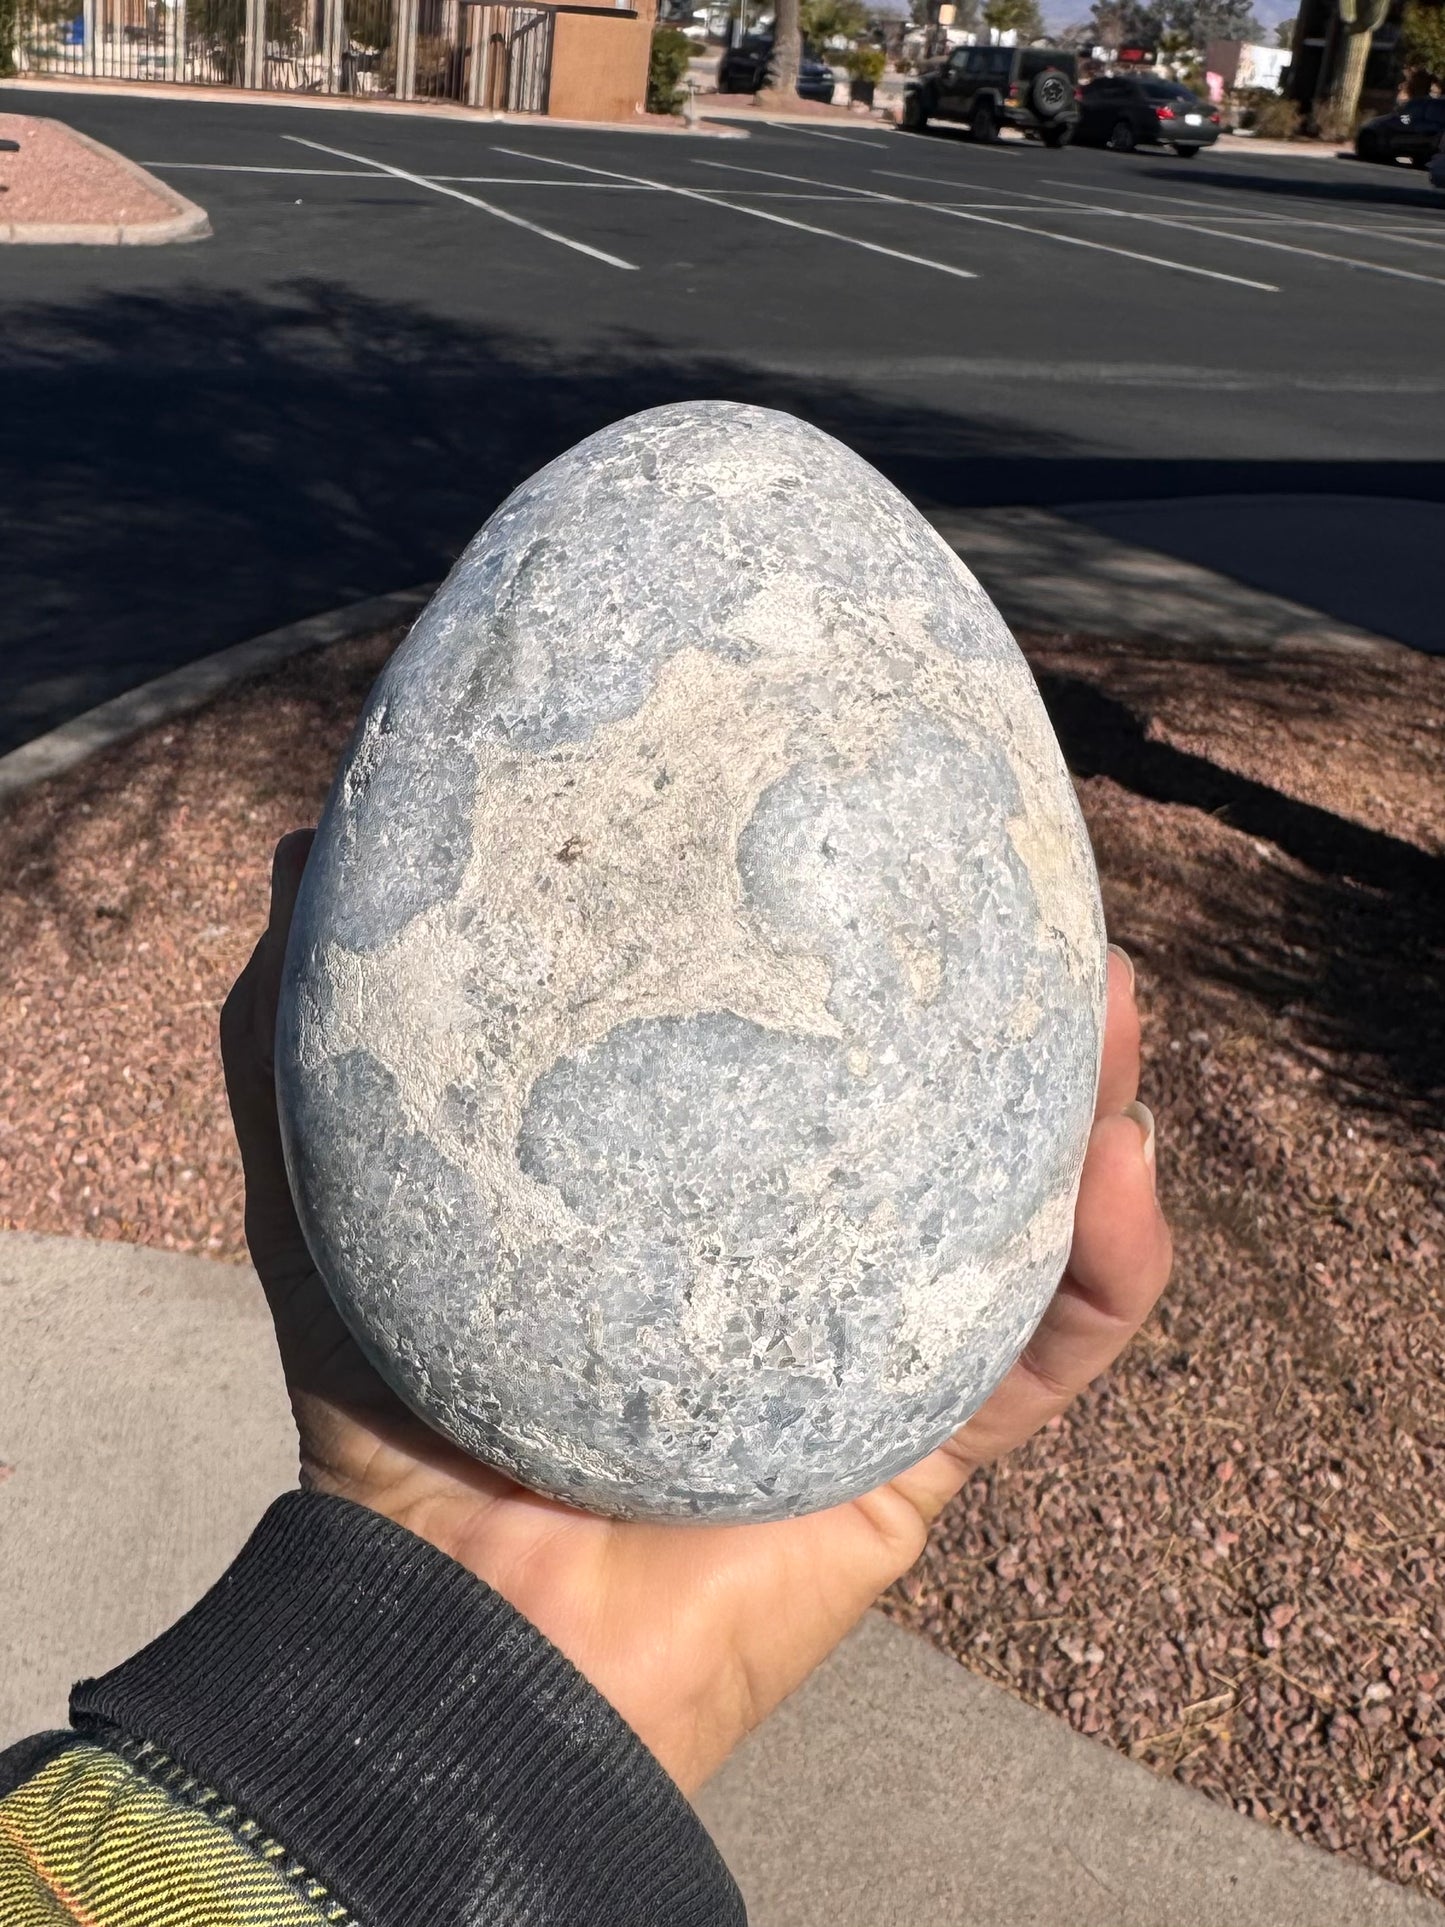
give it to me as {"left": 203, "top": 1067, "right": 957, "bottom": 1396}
{"left": 276, "top": 401, "right": 1106, "bottom": 1523}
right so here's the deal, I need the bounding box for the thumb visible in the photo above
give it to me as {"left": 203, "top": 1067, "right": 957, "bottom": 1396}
{"left": 254, "top": 828, "right": 316, "bottom": 1076}
{"left": 220, "top": 829, "right": 315, "bottom": 1275}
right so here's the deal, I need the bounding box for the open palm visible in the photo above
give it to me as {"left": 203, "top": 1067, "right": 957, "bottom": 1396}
{"left": 223, "top": 831, "right": 1170, "bottom": 1796}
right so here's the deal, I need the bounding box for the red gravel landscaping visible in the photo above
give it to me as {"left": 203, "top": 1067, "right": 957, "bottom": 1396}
{"left": 0, "top": 113, "right": 177, "bottom": 229}
{"left": 1, "top": 621, "right": 1441, "bottom": 1899}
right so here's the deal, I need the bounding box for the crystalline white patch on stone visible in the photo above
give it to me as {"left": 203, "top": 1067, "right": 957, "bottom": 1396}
{"left": 278, "top": 400, "right": 1106, "bottom": 1522}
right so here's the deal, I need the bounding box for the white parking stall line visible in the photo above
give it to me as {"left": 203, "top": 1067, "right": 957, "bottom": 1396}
{"left": 695, "top": 158, "right": 1279, "bottom": 291}
{"left": 364, "top": 177, "right": 860, "bottom": 200}
{"left": 779, "top": 125, "right": 894, "bottom": 147}
{"left": 944, "top": 204, "right": 1121, "bottom": 214}
{"left": 282, "top": 136, "right": 639, "bottom": 269}
{"left": 877, "top": 166, "right": 1445, "bottom": 288}
{"left": 1011, "top": 175, "right": 1445, "bottom": 284}
{"left": 143, "top": 163, "right": 663, "bottom": 187}
{"left": 140, "top": 161, "right": 870, "bottom": 203}
{"left": 1037, "top": 174, "right": 1445, "bottom": 254}
{"left": 491, "top": 145, "right": 981, "bottom": 280}
{"left": 930, "top": 203, "right": 1445, "bottom": 237}
{"left": 430, "top": 177, "right": 654, "bottom": 188}
{"left": 692, "top": 189, "right": 898, "bottom": 200}
{"left": 144, "top": 162, "right": 386, "bottom": 175}
{"left": 918, "top": 204, "right": 1410, "bottom": 223}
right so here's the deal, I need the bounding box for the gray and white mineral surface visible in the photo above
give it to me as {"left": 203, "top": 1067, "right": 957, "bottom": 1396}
{"left": 277, "top": 401, "right": 1106, "bottom": 1522}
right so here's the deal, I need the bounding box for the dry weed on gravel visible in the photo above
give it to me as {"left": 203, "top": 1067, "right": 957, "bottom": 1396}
{"left": 1, "top": 622, "right": 1441, "bottom": 1898}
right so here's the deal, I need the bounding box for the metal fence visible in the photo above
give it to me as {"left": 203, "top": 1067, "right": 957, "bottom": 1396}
{"left": 9, "top": 0, "right": 554, "bottom": 110}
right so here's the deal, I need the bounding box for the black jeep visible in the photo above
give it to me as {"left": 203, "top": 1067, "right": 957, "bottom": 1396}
{"left": 901, "top": 44, "right": 1080, "bottom": 146}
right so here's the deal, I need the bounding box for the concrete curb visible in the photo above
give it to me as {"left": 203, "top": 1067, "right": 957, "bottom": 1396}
{"left": 1213, "top": 134, "right": 1352, "bottom": 159}
{"left": 0, "top": 584, "right": 432, "bottom": 800}
{"left": 931, "top": 504, "right": 1405, "bottom": 663}
{"left": 1, "top": 216, "right": 202, "bottom": 242}
{"left": 701, "top": 104, "right": 891, "bottom": 128}
{"left": 0, "top": 503, "right": 1414, "bottom": 801}
{"left": 0, "top": 76, "right": 746, "bottom": 137}
{"left": 0, "top": 117, "right": 211, "bottom": 243}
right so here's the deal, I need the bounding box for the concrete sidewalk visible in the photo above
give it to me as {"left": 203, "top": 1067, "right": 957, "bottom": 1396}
{"left": 931, "top": 505, "right": 1409, "bottom": 660}
{"left": 2, "top": 1230, "right": 1439, "bottom": 1925}
{"left": 0, "top": 76, "right": 745, "bottom": 137}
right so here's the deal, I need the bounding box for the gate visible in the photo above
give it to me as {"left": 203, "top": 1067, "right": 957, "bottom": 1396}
{"left": 8, "top": 0, "right": 555, "bottom": 107}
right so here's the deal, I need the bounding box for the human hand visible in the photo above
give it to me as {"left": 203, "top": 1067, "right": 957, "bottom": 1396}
{"left": 222, "top": 829, "right": 1171, "bottom": 1797}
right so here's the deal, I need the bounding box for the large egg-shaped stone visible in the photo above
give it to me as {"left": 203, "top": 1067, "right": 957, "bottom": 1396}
{"left": 276, "top": 401, "right": 1106, "bottom": 1523}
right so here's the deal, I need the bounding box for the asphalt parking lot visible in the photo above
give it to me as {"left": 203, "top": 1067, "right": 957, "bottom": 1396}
{"left": 2, "top": 88, "right": 1442, "bottom": 751}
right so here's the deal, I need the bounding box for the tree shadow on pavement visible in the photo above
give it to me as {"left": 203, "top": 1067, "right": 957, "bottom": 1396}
{"left": 5, "top": 277, "right": 1443, "bottom": 761}
{"left": 0, "top": 278, "right": 1084, "bottom": 760}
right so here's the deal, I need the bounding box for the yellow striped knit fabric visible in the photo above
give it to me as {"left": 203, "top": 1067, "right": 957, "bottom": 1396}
{"left": 0, "top": 1744, "right": 348, "bottom": 1927}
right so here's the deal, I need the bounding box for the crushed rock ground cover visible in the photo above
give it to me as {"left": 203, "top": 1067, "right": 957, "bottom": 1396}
{"left": 1, "top": 620, "right": 1441, "bottom": 1900}
{"left": 0, "top": 113, "right": 176, "bottom": 228}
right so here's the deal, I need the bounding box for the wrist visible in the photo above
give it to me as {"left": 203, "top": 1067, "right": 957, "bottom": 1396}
{"left": 72, "top": 1492, "right": 744, "bottom": 1925}
{"left": 303, "top": 1455, "right": 747, "bottom": 1794}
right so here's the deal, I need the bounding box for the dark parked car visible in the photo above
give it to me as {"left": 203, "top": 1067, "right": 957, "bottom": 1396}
{"left": 1355, "top": 97, "right": 1445, "bottom": 167}
{"left": 1076, "top": 75, "right": 1220, "bottom": 155}
{"left": 716, "top": 35, "right": 836, "bottom": 102}
{"left": 902, "top": 44, "right": 1080, "bottom": 146}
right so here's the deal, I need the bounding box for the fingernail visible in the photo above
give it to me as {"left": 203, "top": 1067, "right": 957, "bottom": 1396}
{"left": 1108, "top": 943, "right": 1136, "bottom": 994}
{"left": 1124, "top": 1100, "right": 1156, "bottom": 1183}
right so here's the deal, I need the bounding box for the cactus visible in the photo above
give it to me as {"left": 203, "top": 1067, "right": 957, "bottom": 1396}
{"left": 1323, "top": 0, "right": 1388, "bottom": 129}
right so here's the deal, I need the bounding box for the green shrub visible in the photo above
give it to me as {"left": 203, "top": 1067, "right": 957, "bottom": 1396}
{"left": 0, "top": 0, "right": 16, "bottom": 79}
{"left": 1402, "top": 0, "right": 1445, "bottom": 75}
{"left": 648, "top": 25, "right": 692, "bottom": 115}
{"left": 844, "top": 43, "right": 886, "bottom": 82}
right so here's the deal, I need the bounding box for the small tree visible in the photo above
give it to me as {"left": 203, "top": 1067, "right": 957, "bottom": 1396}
{"left": 983, "top": 0, "right": 1045, "bottom": 38}
{"left": 1275, "top": 13, "right": 1296, "bottom": 43}
{"left": 1088, "top": 0, "right": 1166, "bottom": 47}
{"left": 1401, "top": 0, "right": 1445, "bottom": 75}
{"left": 648, "top": 25, "right": 693, "bottom": 112}
{"left": 1164, "top": 0, "right": 1264, "bottom": 45}
{"left": 1156, "top": 24, "right": 1200, "bottom": 79}
{"left": 845, "top": 40, "right": 887, "bottom": 76}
